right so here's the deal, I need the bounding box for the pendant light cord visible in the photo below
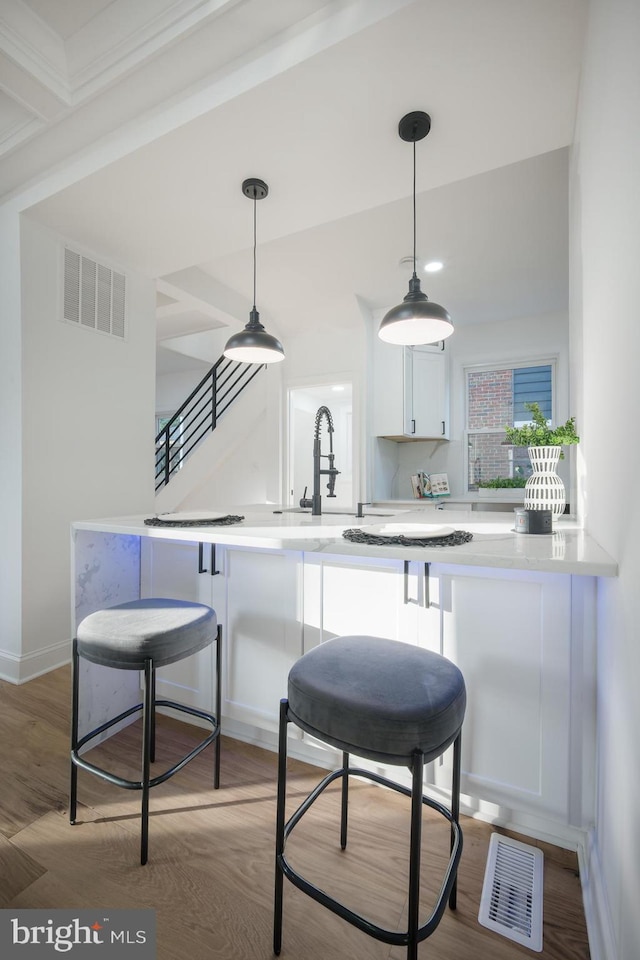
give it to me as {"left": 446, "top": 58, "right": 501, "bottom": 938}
{"left": 412, "top": 138, "right": 417, "bottom": 278}
{"left": 252, "top": 188, "right": 257, "bottom": 310}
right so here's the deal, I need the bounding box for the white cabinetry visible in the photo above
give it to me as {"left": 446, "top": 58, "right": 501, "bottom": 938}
{"left": 302, "top": 554, "right": 411, "bottom": 651}
{"left": 140, "top": 538, "right": 223, "bottom": 712}
{"left": 224, "top": 546, "right": 302, "bottom": 732}
{"left": 140, "top": 538, "right": 303, "bottom": 736}
{"left": 73, "top": 519, "right": 602, "bottom": 846}
{"left": 419, "top": 563, "right": 572, "bottom": 823}
{"left": 373, "top": 338, "right": 449, "bottom": 440}
{"left": 404, "top": 346, "right": 448, "bottom": 439}
{"left": 302, "top": 554, "right": 576, "bottom": 830}
{"left": 137, "top": 535, "right": 590, "bottom": 840}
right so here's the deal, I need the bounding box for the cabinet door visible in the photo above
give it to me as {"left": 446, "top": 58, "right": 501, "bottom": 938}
{"left": 303, "top": 554, "right": 415, "bottom": 652}
{"left": 422, "top": 563, "right": 571, "bottom": 820}
{"left": 373, "top": 339, "right": 448, "bottom": 440}
{"left": 224, "top": 547, "right": 303, "bottom": 731}
{"left": 302, "top": 554, "right": 419, "bottom": 760}
{"left": 372, "top": 336, "right": 405, "bottom": 438}
{"left": 408, "top": 347, "right": 449, "bottom": 439}
{"left": 140, "top": 538, "right": 224, "bottom": 712}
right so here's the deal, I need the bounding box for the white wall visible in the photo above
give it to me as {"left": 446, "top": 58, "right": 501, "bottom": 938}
{"left": 572, "top": 2, "right": 640, "bottom": 958}
{"left": 13, "top": 217, "right": 156, "bottom": 680}
{"left": 372, "top": 311, "right": 569, "bottom": 500}
{"left": 156, "top": 371, "right": 274, "bottom": 512}
{"left": 156, "top": 368, "right": 210, "bottom": 418}
{"left": 0, "top": 209, "right": 22, "bottom": 669}
{"left": 175, "top": 414, "right": 271, "bottom": 509}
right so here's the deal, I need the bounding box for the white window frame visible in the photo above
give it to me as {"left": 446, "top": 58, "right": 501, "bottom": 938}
{"left": 463, "top": 357, "right": 557, "bottom": 493}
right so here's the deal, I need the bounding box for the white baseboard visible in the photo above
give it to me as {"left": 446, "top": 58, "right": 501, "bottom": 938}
{"left": 578, "top": 829, "right": 617, "bottom": 960}
{"left": 0, "top": 639, "right": 70, "bottom": 684}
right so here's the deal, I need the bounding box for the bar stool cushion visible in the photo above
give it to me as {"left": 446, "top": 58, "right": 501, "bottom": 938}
{"left": 287, "top": 635, "right": 466, "bottom": 765}
{"left": 77, "top": 598, "right": 217, "bottom": 670}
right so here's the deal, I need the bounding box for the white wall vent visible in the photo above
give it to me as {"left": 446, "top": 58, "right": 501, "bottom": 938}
{"left": 478, "top": 833, "right": 544, "bottom": 951}
{"left": 63, "top": 247, "right": 126, "bottom": 339}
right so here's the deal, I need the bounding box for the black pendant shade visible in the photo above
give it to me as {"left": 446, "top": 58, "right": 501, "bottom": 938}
{"left": 378, "top": 274, "right": 453, "bottom": 345}
{"left": 378, "top": 112, "right": 453, "bottom": 346}
{"left": 223, "top": 307, "right": 285, "bottom": 364}
{"left": 224, "top": 178, "right": 285, "bottom": 364}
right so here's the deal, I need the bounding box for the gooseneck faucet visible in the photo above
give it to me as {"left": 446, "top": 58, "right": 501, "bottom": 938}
{"left": 299, "top": 406, "right": 340, "bottom": 516}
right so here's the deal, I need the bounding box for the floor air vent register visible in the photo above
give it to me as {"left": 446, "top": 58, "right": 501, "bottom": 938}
{"left": 478, "top": 833, "right": 544, "bottom": 952}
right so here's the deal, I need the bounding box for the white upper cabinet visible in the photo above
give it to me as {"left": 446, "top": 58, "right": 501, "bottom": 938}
{"left": 405, "top": 345, "right": 449, "bottom": 439}
{"left": 373, "top": 338, "right": 449, "bottom": 440}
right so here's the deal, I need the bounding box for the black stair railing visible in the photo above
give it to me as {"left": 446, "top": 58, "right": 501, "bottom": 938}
{"left": 155, "top": 355, "right": 264, "bottom": 491}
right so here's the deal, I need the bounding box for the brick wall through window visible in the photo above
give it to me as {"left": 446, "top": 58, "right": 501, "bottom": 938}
{"left": 466, "top": 363, "right": 553, "bottom": 490}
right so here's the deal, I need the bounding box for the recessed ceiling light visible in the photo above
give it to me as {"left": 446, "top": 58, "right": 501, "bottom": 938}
{"left": 398, "top": 256, "right": 445, "bottom": 273}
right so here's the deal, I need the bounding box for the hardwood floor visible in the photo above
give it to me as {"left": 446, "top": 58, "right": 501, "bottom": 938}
{"left": 0, "top": 668, "right": 590, "bottom": 959}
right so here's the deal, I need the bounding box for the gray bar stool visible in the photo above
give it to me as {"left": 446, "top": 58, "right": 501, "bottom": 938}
{"left": 70, "top": 598, "right": 221, "bottom": 865}
{"left": 274, "top": 634, "right": 466, "bottom": 960}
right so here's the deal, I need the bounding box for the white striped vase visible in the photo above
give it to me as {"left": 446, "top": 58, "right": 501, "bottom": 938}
{"left": 524, "top": 446, "right": 565, "bottom": 518}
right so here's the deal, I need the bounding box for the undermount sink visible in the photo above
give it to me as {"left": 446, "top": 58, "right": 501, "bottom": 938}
{"left": 281, "top": 508, "right": 394, "bottom": 518}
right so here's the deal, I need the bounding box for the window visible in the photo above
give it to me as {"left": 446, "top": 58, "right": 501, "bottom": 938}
{"left": 465, "top": 362, "right": 554, "bottom": 491}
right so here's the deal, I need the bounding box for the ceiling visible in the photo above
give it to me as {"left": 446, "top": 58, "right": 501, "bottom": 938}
{"left": 3, "top": 0, "right": 588, "bottom": 371}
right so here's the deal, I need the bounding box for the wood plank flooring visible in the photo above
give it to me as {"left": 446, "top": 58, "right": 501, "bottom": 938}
{"left": 0, "top": 668, "right": 590, "bottom": 959}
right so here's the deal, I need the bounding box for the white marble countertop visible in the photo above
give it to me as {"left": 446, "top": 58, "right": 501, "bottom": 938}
{"left": 72, "top": 505, "right": 618, "bottom": 577}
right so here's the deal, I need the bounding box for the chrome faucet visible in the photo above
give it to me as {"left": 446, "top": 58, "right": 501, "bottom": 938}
{"left": 299, "top": 405, "right": 340, "bottom": 516}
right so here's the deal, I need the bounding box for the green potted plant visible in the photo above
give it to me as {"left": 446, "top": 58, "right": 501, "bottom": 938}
{"left": 504, "top": 402, "right": 579, "bottom": 518}
{"left": 504, "top": 402, "right": 579, "bottom": 456}
{"left": 477, "top": 475, "right": 527, "bottom": 500}
{"left": 478, "top": 476, "right": 527, "bottom": 488}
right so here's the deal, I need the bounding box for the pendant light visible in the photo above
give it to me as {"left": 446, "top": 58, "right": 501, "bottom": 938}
{"left": 378, "top": 111, "right": 453, "bottom": 346}
{"left": 224, "top": 178, "right": 285, "bottom": 364}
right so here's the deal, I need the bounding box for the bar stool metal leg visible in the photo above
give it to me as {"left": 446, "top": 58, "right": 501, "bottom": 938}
{"left": 141, "top": 658, "right": 153, "bottom": 866}
{"left": 407, "top": 750, "right": 424, "bottom": 960}
{"left": 214, "top": 626, "right": 222, "bottom": 789}
{"left": 149, "top": 666, "right": 156, "bottom": 764}
{"left": 69, "top": 637, "right": 80, "bottom": 825}
{"left": 449, "top": 731, "right": 462, "bottom": 910}
{"left": 273, "top": 698, "right": 289, "bottom": 956}
{"left": 340, "top": 751, "right": 349, "bottom": 850}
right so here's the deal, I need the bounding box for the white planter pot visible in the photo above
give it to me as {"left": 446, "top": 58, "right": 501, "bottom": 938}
{"left": 524, "top": 446, "right": 565, "bottom": 518}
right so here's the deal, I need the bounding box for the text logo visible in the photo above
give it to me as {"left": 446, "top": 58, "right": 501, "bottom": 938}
{"left": 1, "top": 910, "right": 155, "bottom": 957}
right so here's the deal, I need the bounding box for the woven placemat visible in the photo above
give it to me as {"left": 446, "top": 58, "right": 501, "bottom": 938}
{"left": 342, "top": 528, "right": 473, "bottom": 547}
{"left": 144, "top": 515, "right": 245, "bottom": 528}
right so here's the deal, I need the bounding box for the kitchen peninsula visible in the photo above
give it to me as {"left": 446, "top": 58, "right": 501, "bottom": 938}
{"left": 71, "top": 507, "right": 616, "bottom": 851}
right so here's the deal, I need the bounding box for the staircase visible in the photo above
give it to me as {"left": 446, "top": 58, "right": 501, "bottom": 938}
{"left": 155, "top": 355, "right": 264, "bottom": 491}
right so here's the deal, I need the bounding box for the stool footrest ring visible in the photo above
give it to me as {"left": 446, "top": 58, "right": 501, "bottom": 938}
{"left": 71, "top": 698, "right": 220, "bottom": 791}
{"left": 278, "top": 764, "right": 462, "bottom": 947}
